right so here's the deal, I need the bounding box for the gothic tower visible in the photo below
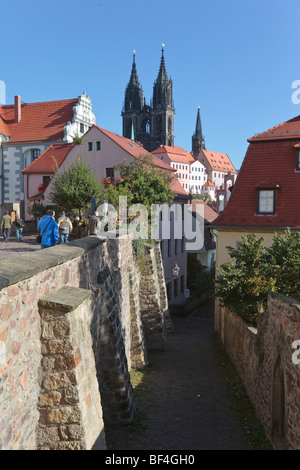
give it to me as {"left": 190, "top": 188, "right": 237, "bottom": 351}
{"left": 122, "top": 47, "right": 175, "bottom": 152}
{"left": 150, "top": 46, "right": 175, "bottom": 150}
{"left": 192, "top": 106, "right": 206, "bottom": 154}
{"left": 122, "top": 51, "right": 144, "bottom": 140}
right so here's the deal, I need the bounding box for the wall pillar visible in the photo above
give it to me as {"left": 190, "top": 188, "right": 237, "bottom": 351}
{"left": 139, "top": 244, "right": 167, "bottom": 350}
{"left": 37, "top": 286, "right": 106, "bottom": 450}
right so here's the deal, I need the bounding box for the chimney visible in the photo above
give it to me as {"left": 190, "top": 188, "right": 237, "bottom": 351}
{"left": 14, "top": 95, "right": 21, "bottom": 124}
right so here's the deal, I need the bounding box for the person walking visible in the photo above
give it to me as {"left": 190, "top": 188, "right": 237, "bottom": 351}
{"left": 37, "top": 210, "right": 59, "bottom": 249}
{"left": 14, "top": 214, "right": 25, "bottom": 242}
{"left": 1, "top": 210, "right": 12, "bottom": 243}
{"left": 57, "top": 211, "right": 73, "bottom": 243}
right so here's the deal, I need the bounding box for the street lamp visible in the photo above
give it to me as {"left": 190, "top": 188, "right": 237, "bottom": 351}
{"left": 173, "top": 263, "right": 180, "bottom": 279}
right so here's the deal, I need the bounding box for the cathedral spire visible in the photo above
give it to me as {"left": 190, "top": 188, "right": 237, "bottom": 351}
{"left": 192, "top": 106, "right": 206, "bottom": 154}
{"left": 129, "top": 50, "right": 140, "bottom": 87}
{"left": 123, "top": 50, "right": 143, "bottom": 113}
{"left": 156, "top": 43, "right": 168, "bottom": 83}
{"left": 195, "top": 107, "right": 203, "bottom": 140}
{"left": 153, "top": 45, "right": 173, "bottom": 110}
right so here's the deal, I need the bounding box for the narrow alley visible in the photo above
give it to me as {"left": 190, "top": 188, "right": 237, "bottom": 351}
{"left": 105, "top": 313, "right": 270, "bottom": 451}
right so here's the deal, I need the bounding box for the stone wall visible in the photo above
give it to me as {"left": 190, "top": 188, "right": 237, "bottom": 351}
{"left": 0, "top": 234, "right": 170, "bottom": 450}
{"left": 216, "top": 292, "right": 300, "bottom": 450}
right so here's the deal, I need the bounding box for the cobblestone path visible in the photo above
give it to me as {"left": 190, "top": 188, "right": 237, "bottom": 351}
{"left": 106, "top": 314, "right": 252, "bottom": 450}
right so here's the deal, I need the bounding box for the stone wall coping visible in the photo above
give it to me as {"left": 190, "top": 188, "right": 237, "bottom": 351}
{"left": 0, "top": 236, "right": 104, "bottom": 291}
{"left": 38, "top": 285, "right": 92, "bottom": 312}
{"left": 269, "top": 291, "right": 300, "bottom": 311}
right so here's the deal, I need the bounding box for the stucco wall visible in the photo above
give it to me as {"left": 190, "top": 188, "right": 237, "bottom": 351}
{"left": 215, "top": 228, "right": 280, "bottom": 269}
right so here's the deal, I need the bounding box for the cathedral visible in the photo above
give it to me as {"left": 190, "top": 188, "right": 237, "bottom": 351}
{"left": 122, "top": 47, "right": 175, "bottom": 152}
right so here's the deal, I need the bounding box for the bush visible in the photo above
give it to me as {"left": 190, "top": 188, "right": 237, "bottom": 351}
{"left": 215, "top": 230, "right": 300, "bottom": 325}
{"left": 187, "top": 255, "right": 215, "bottom": 297}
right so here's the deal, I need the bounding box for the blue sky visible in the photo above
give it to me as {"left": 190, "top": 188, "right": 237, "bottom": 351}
{"left": 2, "top": 0, "right": 300, "bottom": 169}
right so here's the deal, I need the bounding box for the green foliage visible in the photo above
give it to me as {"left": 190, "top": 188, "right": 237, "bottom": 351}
{"left": 264, "top": 229, "right": 300, "bottom": 300}
{"left": 187, "top": 255, "right": 215, "bottom": 296}
{"left": 50, "top": 156, "right": 103, "bottom": 217}
{"left": 28, "top": 202, "right": 47, "bottom": 219}
{"left": 190, "top": 193, "right": 212, "bottom": 204}
{"left": 108, "top": 155, "right": 175, "bottom": 213}
{"left": 104, "top": 154, "right": 175, "bottom": 247}
{"left": 215, "top": 230, "right": 300, "bottom": 325}
{"left": 72, "top": 134, "right": 85, "bottom": 145}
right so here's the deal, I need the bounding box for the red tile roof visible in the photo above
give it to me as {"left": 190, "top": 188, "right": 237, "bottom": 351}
{"left": 0, "top": 98, "right": 78, "bottom": 143}
{"left": 93, "top": 126, "right": 189, "bottom": 199}
{"left": 199, "top": 149, "right": 236, "bottom": 173}
{"left": 152, "top": 144, "right": 195, "bottom": 164}
{"left": 93, "top": 125, "right": 175, "bottom": 172}
{"left": 212, "top": 137, "right": 300, "bottom": 229}
{"left": 22, "top": 143, "right": 74, "bottom": 174}
{"left": 170, "top": 177, "right": 190, "bottom": 199}
{"left": 22, "top": 127, "right": 190, "bottom": 200}
{"left": 204, "top": 179, "right": 214, "bottom": 187}
{"left": 248, "top": 115, "right": 300, "bottom": 142}
{"left": 191, "top": 199, "right": 218, "bottom": 223}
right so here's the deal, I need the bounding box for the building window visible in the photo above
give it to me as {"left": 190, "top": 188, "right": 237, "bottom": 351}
{"left": 88, "top": 142, "right": 93, "bottom": 151}
{"left": 80, "top": 123, "right": 84, "bottom": 133}
{"left": 105, "top": 167, "right": 114, "bottom": 178}
{"left": 32, "top": 149, "right": 40, "bottom": 161}
{"left": 43, "top": 176, "right": 51, "bottom": 186}
{"left": 257, "top": 190, "right": 275, "bottom": 214}
{"left": 96, "top": 141, "right": 101, "bottom": 151}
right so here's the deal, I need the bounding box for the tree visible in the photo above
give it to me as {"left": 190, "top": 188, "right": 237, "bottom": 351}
{"left": 103, "top": 154, "right": 176, "bottom": 267}
{"left": 50, "top": 157, "right": 103, "bottom": 217}
{"left": 215, "top": 230, "right": 300, "bottom": 325}
{"left": 105, "top": 155, "right": 175, "bottom": 213}
{"left": 264, "top": 229, "right": 300, "bottom": 300}
{"left": 215, "top": 234, "right": 275, "bottom": 325}
{"left": 28, "top": 202, "right": 48, "bottom": 220}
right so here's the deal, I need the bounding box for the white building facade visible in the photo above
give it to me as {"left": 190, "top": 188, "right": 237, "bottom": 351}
{"left": 189, "top": 159, "right": 207, "bottom": 195}
{"left": 0, "top": 92, "right": 95, "bottom": 218}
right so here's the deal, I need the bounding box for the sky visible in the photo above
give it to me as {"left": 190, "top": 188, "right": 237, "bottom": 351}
{"left": 2, "top": 0, "right": 300, "bottom": 170}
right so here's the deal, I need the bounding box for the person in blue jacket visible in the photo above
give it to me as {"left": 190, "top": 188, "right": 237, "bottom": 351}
{"left": 37, "top": 210, "right": 59, "bottom": 249}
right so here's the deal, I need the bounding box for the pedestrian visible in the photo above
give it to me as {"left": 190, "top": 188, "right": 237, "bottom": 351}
{"left": 14, "top": 213, "right": 25, "bottom": 242}
{"left": 78, "top": 217, "right": 87, "bottom": 238}
{"left": 57, "top": 211, "right": 73, "bottom": 243}
{"left": 37, "top": 210, "right": 59, "bottom": 249}
{"left": 1, "top": 210, "right": 12, "bottom": 243}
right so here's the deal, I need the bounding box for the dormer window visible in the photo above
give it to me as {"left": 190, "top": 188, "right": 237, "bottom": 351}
{"left": 257, "top": 190, "right": 275, "bottom": 214}
{"left": 256, "top": 181, "right": 280, "bottom": 215}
